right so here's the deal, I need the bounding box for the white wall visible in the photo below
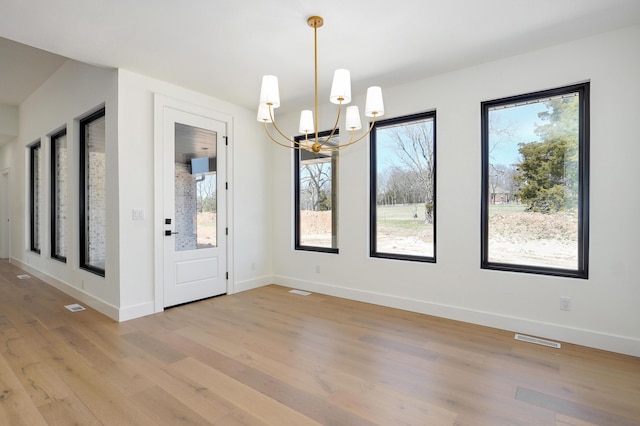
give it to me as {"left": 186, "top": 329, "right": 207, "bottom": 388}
{"left": 116, "top": 70, "right": 272, "bottom": 319}
{"left": 5, "top": 60, "right": 120, "bottom": 315}
{"left": 271, "top": 25, "right": 640, "bottom": 357}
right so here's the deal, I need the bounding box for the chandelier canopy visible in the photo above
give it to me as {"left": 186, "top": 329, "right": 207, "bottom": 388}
{"left": 257, "top": 16, "right": 384, "bottom": 153}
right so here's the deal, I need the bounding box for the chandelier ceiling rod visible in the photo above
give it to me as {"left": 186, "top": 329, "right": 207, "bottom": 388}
{"left": 257, "top": 15, "right": 385, "bottom": 153}
{"left": 311, "top": 16, "right": 321, "bottom": 149}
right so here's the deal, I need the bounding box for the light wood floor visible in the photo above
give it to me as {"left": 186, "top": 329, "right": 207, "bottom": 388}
{"left": 1, "top": 260, "right": 639, "bottom": 425}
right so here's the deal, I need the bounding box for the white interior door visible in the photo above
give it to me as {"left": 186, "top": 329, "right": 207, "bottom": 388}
{"left": 162, "top": 107, "right": 227, "bottom": 307}
{"left": 0, "top": 170, "right": 9, "bottom": 259}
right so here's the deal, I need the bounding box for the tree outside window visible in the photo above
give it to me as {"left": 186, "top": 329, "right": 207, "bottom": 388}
{"left": 370, "top": 111, "right": 436, "bottom": 262}
{"left": 294, "top": 131, "right": 338, "bottom": 253}
{"left": 481, "top": 83, "right": 589, "bottom": 278}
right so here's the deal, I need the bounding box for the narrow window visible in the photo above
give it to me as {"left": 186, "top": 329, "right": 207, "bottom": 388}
{"left": 370, "top": 111, "right": 436, "bottom": 262}
{"left": 481, "top": 83, "right": 589, "bottom": 278}
{"left": 79, "top": 108, "right": 106, "bottom": 276}
{"left": 51, "top": 128, "right": 68, "bottom": 262}
{"left": 294, "top": 130, "right": 338, "bottom": 253}
{"left": 29, "top": 141, "right": 42, "bottom": 254}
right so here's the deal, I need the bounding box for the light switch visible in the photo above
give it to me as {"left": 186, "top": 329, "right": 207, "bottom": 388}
{"left": 132, "top": 208, "right": 145, "bottom": 220}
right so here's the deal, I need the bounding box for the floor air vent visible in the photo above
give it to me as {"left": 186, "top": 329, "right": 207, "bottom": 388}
{"left": 289, "top": 289, "right": 311, "bottom": 296}
{"left": 514, "top": 333, "right": 561, "bottom": 349}
{"left": 64, "top": 303, "right": 86, "bottom": 312}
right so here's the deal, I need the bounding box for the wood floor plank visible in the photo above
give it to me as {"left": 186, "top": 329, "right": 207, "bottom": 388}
{"left": 0, "top": 324, "right": 74, "bottom": 408}
{"left": 121, "top": 354, "right": 235, "bottom": 422}
{"left": 14, "top": 359, "right": 73, "bottom": 407}
{"left": 38, "top": 394, "right": 102, "bottom": 426}
{"left": 172, "top": 357, "right": 323, "bottom": 426}
{"left": 122, "top": 330, "right": 187, "bottom": 364}
{"left": 0, "top": 349, "right": 48, "bottom": 426}
{"left": 130, "top": 385, "right": 214, "bottom": 425}
{"left": 516, "top": 386, "right": 639, "bottom": 426}
{"left": 51, "top": 325, "right": 120, "bottom": 369}
{"left": 98, "top": 356, "right": 157, "bottom": 398}
{"left": 40, "top": 342, "right": 156, "bottom": 425}
{"left": 212, "top": 409, "right": 271, "bottom": 426}
{"left": 554, "top": 413, "right": 599, "bottom": 426}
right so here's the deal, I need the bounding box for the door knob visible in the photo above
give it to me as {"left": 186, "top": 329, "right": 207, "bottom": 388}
{"left": 164, "top": 230, "right": 179, "bottom": 236}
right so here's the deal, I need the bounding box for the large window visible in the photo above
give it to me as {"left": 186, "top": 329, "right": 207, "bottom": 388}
{"left": 79, "top": 108, "right": 106, "bottom": 276}
{"left": 29, "top": 141, "right": 42, "bottom": 254}
{"left": 294, "top": 130, "right": 338, "bottom": 253}
{"left": 51, "top": 128, "right": 68, "bottom": 262}
{"left": 370, "top": 111, "right": 436, "bottom": 262}
{"left": 481, "top": 83, "right": 589, "bottom": 278}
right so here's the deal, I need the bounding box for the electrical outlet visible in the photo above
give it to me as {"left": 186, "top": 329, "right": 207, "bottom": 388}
{"left": 315, "top": 265, "right": 320, "bottom": 274}
{"left": 560, "top": 296, "right": 571, "bottom": 311}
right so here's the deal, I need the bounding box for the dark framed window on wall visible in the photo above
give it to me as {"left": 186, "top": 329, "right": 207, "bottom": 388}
{"left": 79, "top": 108, "right": 106, "bottom": 276}
{"left": 370, "top": 111, "right": 436, "bottom": 262}
{"left": 50, "top": 128, "right": 68, "bottom": 262}
{"left": 481, "top": 83, "right": 589, "bottom": 278}
{"left": 294, "top": 130, "right": 338, "bottom": 253}
{"left": 29, "top": 141, "right": 42, "bottom": 254}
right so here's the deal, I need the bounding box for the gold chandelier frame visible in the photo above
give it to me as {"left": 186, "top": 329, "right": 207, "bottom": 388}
{"left": 257, "top": 16, "right": 384, "bottom": 153}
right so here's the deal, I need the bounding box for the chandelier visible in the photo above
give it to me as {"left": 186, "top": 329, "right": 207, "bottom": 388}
{"left": 257, "top": 16, "right": 385, "bottom": 153}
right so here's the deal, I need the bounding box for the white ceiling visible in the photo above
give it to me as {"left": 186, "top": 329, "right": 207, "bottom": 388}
{"left": 1, "top": 0, "right": 640, "bottom": 114}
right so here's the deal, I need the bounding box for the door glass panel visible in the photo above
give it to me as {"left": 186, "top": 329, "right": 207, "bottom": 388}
{"left": 174, "top": 123, "right": 217, "bottom": 252}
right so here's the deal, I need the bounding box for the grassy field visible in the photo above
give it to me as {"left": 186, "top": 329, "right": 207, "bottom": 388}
{"left": 299, "top": 205, "right": 435, "bottom": 255}
{"left": 376, "top": 203, "right": 426, "bottom": 222}
{"left": 294, "top": 202, "right": 578, "bottom": 268}
{"left": 488, "top": 203, "right": 526, "bottom": 215}
{"left": 376, "top": 204, "right": 434, "bottom": 256}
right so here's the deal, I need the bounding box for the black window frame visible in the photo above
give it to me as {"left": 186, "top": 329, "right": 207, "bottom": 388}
{"left": 50, "top": 128, "right": 67, "bottom": 263}
{"left": 29, "top": 141, "right": 42, "bottom": 254}
{"left": 480, "top": 82, "right": 590, "bottom": 279}
{"left": 370, "top": 111, "right": 437, "bottom": 263}
{"left": 79, "top": 107, "right": 106, "bottom": 277}
{"left": 293, "top": 129, "right": 339, "bottom": 254}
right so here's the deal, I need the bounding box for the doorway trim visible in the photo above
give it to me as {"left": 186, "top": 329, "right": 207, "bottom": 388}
{"left": 153, "top": 94, "right": 234, "bottom": 313}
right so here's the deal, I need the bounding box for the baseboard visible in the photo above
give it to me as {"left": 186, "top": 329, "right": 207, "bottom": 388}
{"left": 118, "top": 301, "right": 155, "bottom": 322}
{"left": 233, "top": 275, "right": 273, "bottom": 294}
{"left": 10, "top": 257, "right": 120, "bottom": 321}
{"left": 273, "top": 275, "right": 640, "bottom": 358}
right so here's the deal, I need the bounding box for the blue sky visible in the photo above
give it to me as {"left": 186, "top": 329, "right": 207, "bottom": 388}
{"left": 489, "top": 102, "right": 546, "bottom": 166}
{"left": 375, "top": 120, "right": 434, "bottom": 175}
{"left": 373, "top": 103, "right": 548, "bottom": 174}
